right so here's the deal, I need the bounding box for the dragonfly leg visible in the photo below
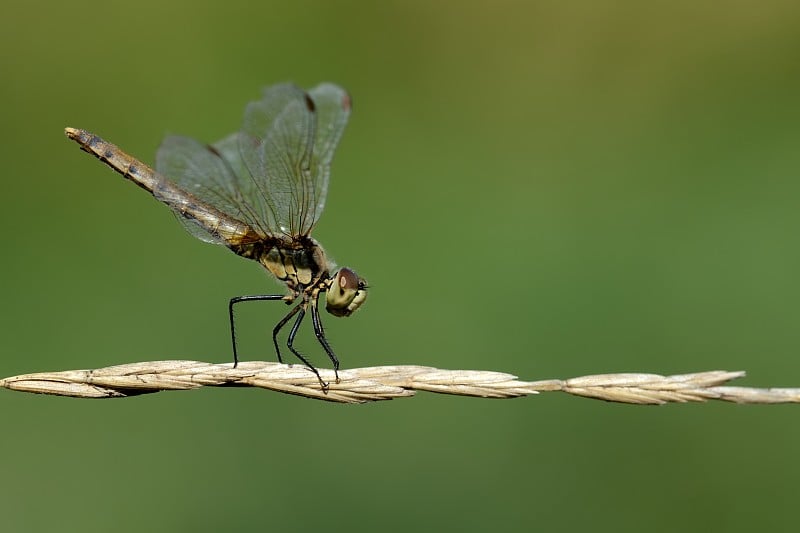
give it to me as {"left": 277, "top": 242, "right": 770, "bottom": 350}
{"left": 229, "top": 294, "right": 286, "bottom": 368}
{"left": 311, "top": 297, "right": 340, "bottom": 383}
{"left": 285, "top": 305, "right": 327, "bottom": 388}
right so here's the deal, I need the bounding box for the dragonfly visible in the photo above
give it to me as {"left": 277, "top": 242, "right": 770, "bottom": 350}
{"left": 65, "top": 82, "right": 367, "bottom": 387}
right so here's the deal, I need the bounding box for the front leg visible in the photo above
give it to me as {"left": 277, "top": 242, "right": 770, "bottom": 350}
{"left": 311, "top": 294, "right": 340, "bottom": 383}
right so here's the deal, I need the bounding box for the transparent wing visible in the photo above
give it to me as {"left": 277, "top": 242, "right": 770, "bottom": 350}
{"left": 239, "top": 82, "right": 351, "bottom": 236}
{"left": 155, "top": 134, "right": 273, "bottom": 244}
{"left": 307, "top": 83, "right": 352, "bottom": 229}
{"left": 154, "top": 83, "right": 351, "bottom": 243}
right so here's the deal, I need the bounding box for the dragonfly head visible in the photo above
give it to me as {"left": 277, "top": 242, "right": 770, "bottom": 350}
{"left": 326, "top": 267, "right": 368, "bottom": 317}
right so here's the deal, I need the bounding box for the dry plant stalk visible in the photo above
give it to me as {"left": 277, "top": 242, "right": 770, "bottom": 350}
{"left": 2, "top": 360, "right": 799, "bottom": 404}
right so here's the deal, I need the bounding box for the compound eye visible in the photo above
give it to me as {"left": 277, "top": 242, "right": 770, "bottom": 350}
{"left": 338, "top": 267, "right": 359, "bottom": 292}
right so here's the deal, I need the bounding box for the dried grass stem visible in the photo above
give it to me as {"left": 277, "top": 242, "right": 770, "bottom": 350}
{"left": 2, "top": 360, "right": 798, "bottom": 405}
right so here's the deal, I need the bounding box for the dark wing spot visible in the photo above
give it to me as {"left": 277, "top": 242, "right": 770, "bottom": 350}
{"left": 304, "top": 93, "right": 315, "bottom": 112}
{"left": 104, "top": 150, "right": 113, "bottom": 159}
{"left": 206, "top": 144, "right": 222, "bottom": 158}
{"left": 128, "top": 165, "right": 137, "bottom": 175}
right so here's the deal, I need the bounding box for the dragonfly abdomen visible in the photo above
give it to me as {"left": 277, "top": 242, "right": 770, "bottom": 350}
{"left": 65, "top": 128, "right": 260, "bottom": 246}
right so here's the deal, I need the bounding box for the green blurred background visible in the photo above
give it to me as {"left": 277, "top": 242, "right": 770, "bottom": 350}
{"left": 2, "top": 1, "right": 800, "bottom": 531}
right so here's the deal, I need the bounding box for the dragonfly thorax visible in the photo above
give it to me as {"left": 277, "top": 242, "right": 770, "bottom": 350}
{"left": 240, "top": 235, "right": 330, "bottom": 292}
